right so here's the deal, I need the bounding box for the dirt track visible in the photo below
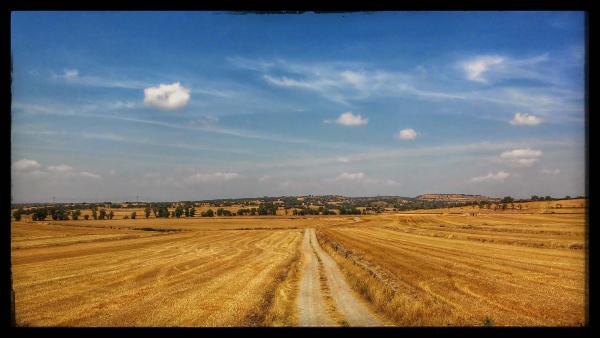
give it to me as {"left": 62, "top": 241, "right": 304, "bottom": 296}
{"left": 298, "top": 228, "right": 384, "bottom": 326}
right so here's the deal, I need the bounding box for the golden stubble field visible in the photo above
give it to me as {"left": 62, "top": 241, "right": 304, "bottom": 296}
{"left": 10, "top": 199, "right": 587, "bottom": 326}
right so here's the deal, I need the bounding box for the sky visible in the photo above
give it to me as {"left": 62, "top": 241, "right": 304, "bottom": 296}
{"left": 11, "top": 11, "right": 586, "bottom": 203}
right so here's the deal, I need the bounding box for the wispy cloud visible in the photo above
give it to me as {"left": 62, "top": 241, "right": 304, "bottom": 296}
{"left": 541, "top": 168, "right": 561, "bottom": 175}
{"left": 185, "top": 172, "right": 241, "bottom": 184}
{"left": 52, "top": 69, "right": 149, "bottom": 89}
{"left": 462, "top": 55, "right": 505, "bottom": 82}
{"left": 469, "top": 171, "right": 510, "bottom": 183}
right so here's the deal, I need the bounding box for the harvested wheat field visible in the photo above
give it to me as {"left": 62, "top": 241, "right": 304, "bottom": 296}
{"left": 11, "top": 220, "right": 303, "bottom": 327}
{"left": 11, "top": 200, "right": 587, "bottom": 327}
{"left": 316, "top": 209, "right": 586, "bottom": 326}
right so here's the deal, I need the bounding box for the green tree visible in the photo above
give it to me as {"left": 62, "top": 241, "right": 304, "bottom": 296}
{"left": 13, "top": 210, "right": 22, "bottom": 221}
{"left": 202, "top": 209, "right": 214, "bottom": 217}
{"left": 144, "top": 206, "right": 152, "bottom": 219}
{"left": 131, "top": 211, "right": 137, "bottom": 219}
{"left": 109, "top": 210, "right": 114, "bottom": 220}
{"left": 175, "top": 206, "right": 184, "bottom": 218}
{"left": 189, "top": 207, "right": 196, "bottom": 217}
{"left": 501, "top": 196, "right": 514, "bottom": 204}
{"left": 92, "top": 208, "right": 98, "bottom": 220}
{"left": 71, "top": 209, "right": 81, "bottom": 220}
{"left": 99, "top": 209, "right": 107, "bottom": 220}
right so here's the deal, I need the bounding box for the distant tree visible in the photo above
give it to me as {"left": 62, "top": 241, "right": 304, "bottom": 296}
{"left": 123, "top": 215, "right": 129, "bottom": 219}
{"left": 108, "top": 210, "right": 114, "bottom": 220}
{"left": 184, "top": 207, "right": 190, "bottom": 217}
{"left": 565, "top": 195, "right": 571, "bottom": 200}
{"left": 12, "top": 210, "right": 21, "bottom": 221}
{"left": 501, "top": 196, "right": 514, "bottom": 204}
{"left": 531, "top": 195, "right": 539, "bottom": 201}
{"left": 175, "top": 206, "right": 184, "bottom": 218}
{"left": 201, "top": 209, "right": 214, "bottom": 217}
{"left": 545, "top": 195, "right": 552, "bottom": 201}
{"left": 99, "top": 209, "right": 107, "bottom": 220}
{"left": 189, "top": 207, "right": 196, "bottom": 217}
{"left": 144, "top": 207, "right": 152, "bottom": 219}
{"left": 84, "top": 215, "right": 90, "bottom": 220}
{"left": 71, "top": 209, "right": 81, "bottom": 220}
{"left": 131, "top": 211, "right": 137, "bottom": 219}
{"left": 92, "top": 208, "right": 98, "bottom": 220}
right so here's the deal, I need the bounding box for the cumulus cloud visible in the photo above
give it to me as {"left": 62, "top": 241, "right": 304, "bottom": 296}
{"left": 395, "top": 128, "right": 417, "bottom": 140}
{"left": 510, "top": 112, "right": 543, "bottom": 126}
{"left": 185, "top": 172, "right": 240, "bottom": 184}
{"left": 470, "top": 171, "right": 510, "bottom": 183}
{"left": 500, "top": 148, "right": 543, "bottom": 167}
{"left": 542, "top": 168, "right": 561, "bottom": 175}
{"left": 47, "top": 164, "right": 74, "bottom": 173}
{"left": 462, "top": 55, "right": 504, "bottom": 82}
{"left": 144, "top": 82, "right": 191, "bottom": 110}
{"left": 331, "top": 111, "right": 368, "bottom": 126}
{"left": 13, "top": 159, "right": 41, "bottom": 171}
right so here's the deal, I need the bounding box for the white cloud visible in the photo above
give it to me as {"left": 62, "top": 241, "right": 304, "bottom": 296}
{"left": 144, "top": 82, "right": 191, "bottom": 110}
{"left": 333, "top": 112, "right": 368, "bottom": 126}
{"left": 79, "top": 171, "right": 101, "bottom": 179}
{"left": 499, "top": 148, "right": 543, "bottom": 167}
{"left": 63, "top": 69, "right": 79, "bottom": 80}
{"left": 335, "top": 172, "right": 366, "bottom": 181}
{"left": 470, "top": 171, "right": 510, "bottom": 183}
{"left": 510, "top": 112, "right": 543, "bottom": 126}
{"left": 185, "top": 172, "right": 240, "bottom": 184}
{"left": 395, "top": 128, "right": 417, "bottom": 140}
{"left": 47, "top": 164, "right": 73, "bottom": 173}
{"left": 336, "top": 156, "right": 351, "bottom": 163}
{"left": 13, "top": 159, "right": 41, "bottom": 171}
{"left": 340, "top": 70, "right": 366, "bottom": 87}
{"left": 462, "top": 56, "right": 504, "bottom": 82}
{"left": 542, "top": 168, "right": 561, "bottom": 175}
{"left": 331, "top": 172, "right": 399, "bottom": 186}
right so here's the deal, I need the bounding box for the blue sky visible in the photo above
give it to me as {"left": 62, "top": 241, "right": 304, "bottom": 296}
{"left": 11, "top": 11, "right": 586, "bottom": 202}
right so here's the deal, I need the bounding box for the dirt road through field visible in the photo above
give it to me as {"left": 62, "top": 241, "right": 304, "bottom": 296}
{"left": 298, "top": 228, "right": 335, "bottom": 326}
{"left": 298, "top": 228, "right": 384, "bottom": 326}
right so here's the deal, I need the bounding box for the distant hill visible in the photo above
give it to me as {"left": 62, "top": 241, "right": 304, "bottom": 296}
{"left": 416, "top": 194, "right": 500, "bottom": 203}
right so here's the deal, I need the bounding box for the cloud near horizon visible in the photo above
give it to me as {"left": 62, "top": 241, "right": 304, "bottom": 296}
{"left": 510, "top": 112, "right": 543, "bottom": 126}
{"left": 470, "top": 171, "right": 510, "bottom": 183}
{"left": 500, "top": 148, "right": 543, "bottom": 167}
{"left": 12, "top": 159, "right": 41, "bottom": 171}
